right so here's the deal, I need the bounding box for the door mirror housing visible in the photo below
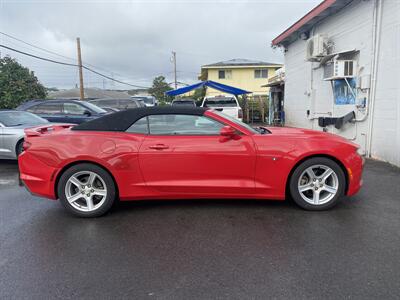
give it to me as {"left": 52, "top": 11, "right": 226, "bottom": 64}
{"left": 83, "top": 110, "right": 92, "bottom": 116}
{"left": 220, "top": 126, "right": 236, "bottom": 137}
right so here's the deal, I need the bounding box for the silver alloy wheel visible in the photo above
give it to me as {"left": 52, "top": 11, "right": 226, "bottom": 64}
{"left": 297, "top": 164, "right": 339, "bottom": 205}
{"left": 65, "top": 171, "right": 107, "bottom": 212}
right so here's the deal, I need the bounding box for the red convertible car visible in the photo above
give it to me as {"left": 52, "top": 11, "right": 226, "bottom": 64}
{"left": 19, "top": 107, "right": 363, "bottom": 217}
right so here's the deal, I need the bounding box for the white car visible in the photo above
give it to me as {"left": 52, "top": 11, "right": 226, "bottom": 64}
{"left": 201, "top": 95, "right": 243, "bottom": 121}
{"left": 131, "top": 96, "right": 158, "bottom": 107}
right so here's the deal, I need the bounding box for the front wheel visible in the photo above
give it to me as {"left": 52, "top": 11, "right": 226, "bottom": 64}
{"left": 289, "top": 157, "right": 346, "bottom": 210}
{"left": 58, "top": 163, "right": 116, "bottom": 217}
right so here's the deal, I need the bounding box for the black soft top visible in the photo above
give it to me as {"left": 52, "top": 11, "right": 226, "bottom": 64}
{"left": 72, "top": 106, "right": 208, "bottom": 131}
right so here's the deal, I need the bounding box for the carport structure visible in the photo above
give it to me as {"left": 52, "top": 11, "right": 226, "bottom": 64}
{"left": 165, "top": 80, "right": 251, "bottom": 97}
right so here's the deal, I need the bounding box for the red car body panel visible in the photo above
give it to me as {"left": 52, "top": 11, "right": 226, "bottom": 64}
{"left": 19, "top": 110, "right": 363, "bottom": 202}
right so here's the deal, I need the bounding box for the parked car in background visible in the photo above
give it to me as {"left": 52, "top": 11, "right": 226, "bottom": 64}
{"left": 131, "top": 96, "right": 157, "bottom": 107}
{"left": 201, "top": 95, "right": 243, "bottom": 121}
{"left": 88, "top": 98, "right": 145, "bottom": 111}
{"left": 19, "top": 107, "right": 364, "bottom": 217}
{"left": 171, "top": 98, "right": 197, "bottom": 107}
{"left": 17, "top": 99, "right": 107, "bottom": 124}
{"left": 101, "top": 107, "right": 120, "bottom": 113}
{"left": 0, "top": 110, "right": 50, "bottom": 159}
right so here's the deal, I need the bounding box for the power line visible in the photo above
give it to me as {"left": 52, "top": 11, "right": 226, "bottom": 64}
{"left": 0, "top": 31, "right": 78, "bottom": 63}
{"left": 0, "top": 44, "right": 150, "bottom": 89}
{"left": 0, "top": 31, "right": 117, "bottom": 74}
{"left": 0, "top": 44, "right": 78, "bottom": 66}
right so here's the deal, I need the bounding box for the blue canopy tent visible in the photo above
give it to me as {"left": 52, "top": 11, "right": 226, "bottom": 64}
{"left": 165, "top": 80, "right": 251, "bottom": 96}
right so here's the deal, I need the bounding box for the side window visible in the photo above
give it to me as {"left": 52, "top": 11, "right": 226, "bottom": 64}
{"left": 126, "top": 116, "right": 149, "bottom": 134}
{"left": 34, "top": 103, "right": 63, "bottom": 114}
{"left": 148, "top": 114, "right": 223, "bottom": 135}
{"left": 63, "top": 103, "right": 87, "bottom": 115}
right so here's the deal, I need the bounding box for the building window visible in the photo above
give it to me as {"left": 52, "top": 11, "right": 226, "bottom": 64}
{"left": 254, "top": 69, "right": 268, "bottom": 78}
{"left": 218, "top": 70, "right": 232, "bottom": 79}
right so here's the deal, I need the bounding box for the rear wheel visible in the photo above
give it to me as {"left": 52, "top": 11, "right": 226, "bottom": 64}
{"left": 289, "top": 157, "right": 345, "bottom": 210}
{"left": 58, "top": 163, "right": 116, "bottom": 217}
{"left": 16, "top": 139, "right": 24, "bottom": 157}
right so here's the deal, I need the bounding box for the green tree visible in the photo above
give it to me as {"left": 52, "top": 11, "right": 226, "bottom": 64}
{"left": 0, "top": 56, "right": 46, "bottom": 109}
{"left": 148, "top": 76, "right": 173, "bottom": 105}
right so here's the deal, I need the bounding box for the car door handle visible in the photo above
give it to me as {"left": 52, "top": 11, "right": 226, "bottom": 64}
{"left": 149, "top": 144, "right": 169, "bottom": 150}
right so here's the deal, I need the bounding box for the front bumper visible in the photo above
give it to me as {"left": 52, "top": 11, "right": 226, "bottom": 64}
{"left": 346, "top": 153, "right": 364, "bottom": 196}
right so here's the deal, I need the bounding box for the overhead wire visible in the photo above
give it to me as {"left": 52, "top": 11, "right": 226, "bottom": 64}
{"left": 0, "top": 44, "right": 150, "bottom": 88}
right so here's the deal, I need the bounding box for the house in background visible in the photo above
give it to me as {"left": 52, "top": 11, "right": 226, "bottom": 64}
{"left": 199, "top": 59, "right": 282, "bottom": 98}
{"left": 272, "top": 0, "right": 400, "bottom": 166}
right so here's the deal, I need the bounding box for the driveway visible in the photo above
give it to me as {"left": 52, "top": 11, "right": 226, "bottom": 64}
{"left": 0, "top": 159, "right": 399, "bottom": 299}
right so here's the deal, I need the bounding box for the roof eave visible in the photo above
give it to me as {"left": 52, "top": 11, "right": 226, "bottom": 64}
{"left": 272, "top": 0, "right": 353, "bottom": 47}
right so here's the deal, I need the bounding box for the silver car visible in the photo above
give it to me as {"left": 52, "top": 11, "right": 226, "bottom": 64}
{"left": 0, "top": 110, "right": 50, "bottom": 159}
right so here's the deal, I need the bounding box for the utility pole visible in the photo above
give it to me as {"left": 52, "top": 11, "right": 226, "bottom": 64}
{"left": 76, "top": 37, "right": 84, "bottom": 100}
{"left": 172, "top": 51, "right": 177, "bottom": 89}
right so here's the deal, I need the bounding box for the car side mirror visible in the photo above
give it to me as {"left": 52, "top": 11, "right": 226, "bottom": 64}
{"left": 220, "top": 126, "right": 236, "bottom": 137}
{"left": 83, "top": 110, "right": 92, "bottom": 116}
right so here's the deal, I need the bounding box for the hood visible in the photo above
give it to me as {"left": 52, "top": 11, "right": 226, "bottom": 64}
{"left": 263, "top": 126, "right": 358, "bottom": 147}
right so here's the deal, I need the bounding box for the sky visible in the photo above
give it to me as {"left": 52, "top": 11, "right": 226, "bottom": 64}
{"left": 0, "top": 0, "right": 320, "bottom": 90}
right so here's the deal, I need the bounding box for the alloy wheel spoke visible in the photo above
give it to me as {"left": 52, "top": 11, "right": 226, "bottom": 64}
{"left": 69, "top": 176, "right": 83, "bottom": 188}
{"left": 320, "top": 169, "right": 333, "bottom": 182}
{"left": 92, "top": 189, "right": 106, "bottom": 197}
{"left": 87, "top": 173, "right": 97, "bottom": 185}
{"left": 86, "top": 196, "right": 94, "bottom": 210}
{"left": 306, "top": 168, "right": 315, "bottom": 179}
{"left": 299, "top": 184, "right": 313, "bottom": 192}
{"left": 68, "top": 192, "right": 83, "bottom": 203}
{"left": 323, "top": 185, "right": 337, "bottom": 194}
{"left": 313, "top": 190, "right": 320, "bottom": 205}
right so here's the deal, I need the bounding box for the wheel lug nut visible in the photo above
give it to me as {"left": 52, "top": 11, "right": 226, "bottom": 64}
{"left": 81, "top": 185, "right": 85, "bottom": 189}
{"left": 311, "top": 183, "right": 314, "bottom": 187}
{"left": 88, "top": 184, "right": 91, "bottom": 188}
{"left": 91, "top": 189, "right": 94, "bottom": 192}
{"left": 313, "top": 178, "right": 316, "bottom": 182}
{"left": 315, "top": 187, "right": 318, "bottom": 190}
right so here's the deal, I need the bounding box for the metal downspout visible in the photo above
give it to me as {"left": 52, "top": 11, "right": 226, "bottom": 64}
{"left": 366, "top": 0, "right": 383, "bottom": 157}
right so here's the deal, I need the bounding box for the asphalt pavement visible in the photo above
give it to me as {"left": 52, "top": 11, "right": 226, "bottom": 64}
{"left": 0, "top": 159, "right": 399, "bottom": 299}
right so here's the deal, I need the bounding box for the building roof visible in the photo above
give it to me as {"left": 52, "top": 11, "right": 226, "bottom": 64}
{"left": 272, "top": 0, "right": 354, "bottom": 47}
{"left": 48, "top": 88, "right": 131, "bottom": 99}
{"left": 202, "top": 58, "right": 282, "bottom": 68}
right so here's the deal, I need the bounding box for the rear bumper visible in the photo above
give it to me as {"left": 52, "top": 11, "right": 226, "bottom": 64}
{"left": 18, "top": 151, "right": 58, "bottom": 200}
{"left": 346, "top": 153, "right": 364, "bottom": 196}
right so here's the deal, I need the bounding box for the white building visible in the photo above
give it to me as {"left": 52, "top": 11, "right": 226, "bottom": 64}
{"left": 272, "top": 0, "right": 400, "bottom": 166}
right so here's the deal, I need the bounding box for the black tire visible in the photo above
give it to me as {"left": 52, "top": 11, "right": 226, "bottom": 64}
{"left": 58, "top": 163, "right": 116, "bottom": 217}
{"left": 289, "top": 157, "right": 346, "bottom": 211}
{"left": 16, "top": 139, "right": 24, "bottom": 157}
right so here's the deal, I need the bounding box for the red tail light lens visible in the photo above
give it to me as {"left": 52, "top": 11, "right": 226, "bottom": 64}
{"left": 238, "top": 109, "right": 243, "bottom": 119}
{"left": 22, "top": 141, "right": 31, "bottom": 151}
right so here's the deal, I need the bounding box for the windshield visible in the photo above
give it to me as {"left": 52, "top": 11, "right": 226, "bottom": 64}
{"left": 203, "top": 97, "right": 237, "bottom": 107}
{"left": 0, "top": 111, "right": 49, "bottom": 127}
{"left": 212, "top": 110, "right": 258, "bottom": 134}
{"left": 81, "top": 102, "right": 107, "bottom": 114}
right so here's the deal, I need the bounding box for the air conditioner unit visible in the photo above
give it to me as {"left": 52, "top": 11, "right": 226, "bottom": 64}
{"left": 323, "top": 60, "right": 356, "bottom": 80}
{"left": 306, "top": 34, "right": 328, "bottom": 61}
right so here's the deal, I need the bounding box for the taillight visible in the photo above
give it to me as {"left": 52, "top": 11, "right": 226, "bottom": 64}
{"left": 238, "top": 109, "right": 243, "bottom": 119}
{"left": 22, "top": 141, "right": 31, "bottom": 151}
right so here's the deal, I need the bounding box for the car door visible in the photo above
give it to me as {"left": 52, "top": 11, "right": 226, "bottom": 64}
{"left": 137, "top": 114, "right": 256, "bottom": 196}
